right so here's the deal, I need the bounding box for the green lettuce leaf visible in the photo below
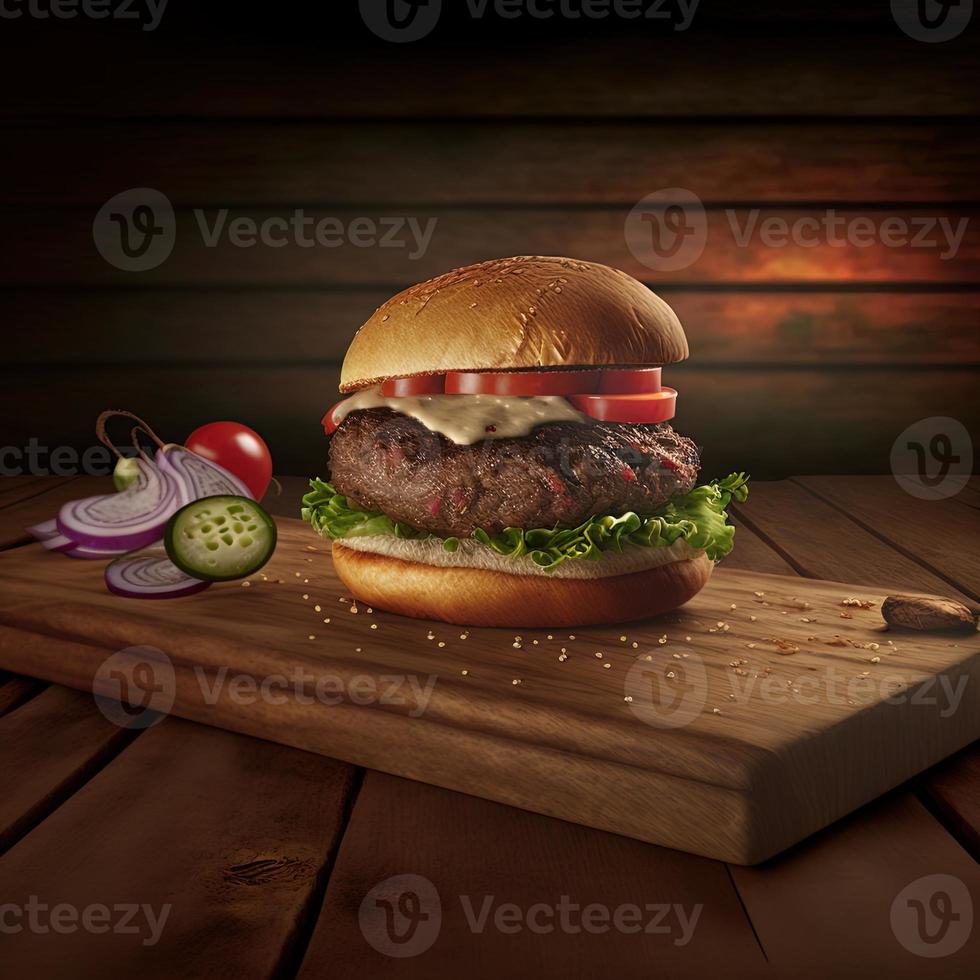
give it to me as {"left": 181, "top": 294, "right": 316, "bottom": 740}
{"left": 302, "top": 473, "right": 749, "bottom": 571}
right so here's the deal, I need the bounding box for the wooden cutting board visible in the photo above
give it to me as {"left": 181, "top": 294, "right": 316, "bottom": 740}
{"left": 0, "top": 519, "right": 977, "bottom": 864}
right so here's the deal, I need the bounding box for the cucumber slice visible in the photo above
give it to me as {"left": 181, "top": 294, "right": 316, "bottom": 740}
{"left": 164, "top": 495, "right": 277, "bottom": 582}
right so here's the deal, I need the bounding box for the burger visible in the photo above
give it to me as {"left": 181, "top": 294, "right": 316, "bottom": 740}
{"left": 303, "top": 256, "right": 747, "bottom": 627}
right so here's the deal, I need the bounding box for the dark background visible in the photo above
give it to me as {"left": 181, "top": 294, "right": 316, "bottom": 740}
{"left": 1, "top": 0, "right": 977, "bottom": 478}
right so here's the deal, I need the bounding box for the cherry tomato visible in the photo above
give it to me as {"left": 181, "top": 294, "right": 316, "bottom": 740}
{"left": 321, "top": 401, "right": 346, "bottom": 436}
{"left": 380, "top": 374, "right": 445, "bottom": 396}
{"left": 185, "top": 422, "right": 273, "bottom": 500}
{"left": 569, "top": 387, "right": 677, "bottom": 424}
{"left": 598, "top": 367, "right": 662, "bottom": 394}
{"left": 444, "top": 369, "right": 602, "bottom": 396}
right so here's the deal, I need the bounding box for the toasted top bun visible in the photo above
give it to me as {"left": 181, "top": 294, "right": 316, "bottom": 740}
{"left": 339, "top": 255, "right": 688, "bottom": 393}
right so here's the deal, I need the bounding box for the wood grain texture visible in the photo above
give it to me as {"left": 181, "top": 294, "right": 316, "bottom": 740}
{"left": 3, "top": 289, "right": 978, "bottom": 367}
{"left": 731, "top": 792, "right": 980, "bottom": 980}
{"left": 0, "top": 477, "right": 111, "bottom": 551}
{"left": 296, "top": 771, "right": 766, "bottom": 979}
{"left": 0, "top": 714, "right": 357, "bottom": 980}
{"left": 0, "top": 684, "right": 135, "bottom": 854}
{"left": 7, "top": 207, "right": 978, "bottom": 287}
{"left": 918, "top": 744, "right": 980, "bottom": 862}
{"left": 721, "top": 516, "right": 796, "bottom": 576}
{"left": 732, "top": 482, "right": 978, "bottom": 602}
{"left": 0, "top": 475, "right": 81, "bottom": 523}
{"left": 0, "top": 519, "right": 976, "bottom": 864}
{"left": 0, "top": 674, "right": 45, "bottom": 717}
{"left": 794, "top": 477, "right": 980, "bottom": 602}
{"left": 0, "top": 476, "right": 48, "bottom": 499}
{"left": 5, "top": 122, "right": 977, "bottom": 206}
{"left": 4, "top": 32, "right": 977, "bottom": 117}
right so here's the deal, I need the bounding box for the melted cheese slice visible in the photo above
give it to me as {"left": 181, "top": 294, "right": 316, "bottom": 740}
{"left": 330, "top": 385, "right": 587, "bottom": 445}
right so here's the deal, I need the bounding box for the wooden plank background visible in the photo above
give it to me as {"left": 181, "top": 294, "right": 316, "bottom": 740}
{"left": 0, "top": 6, "right": 977, "bottom": 478}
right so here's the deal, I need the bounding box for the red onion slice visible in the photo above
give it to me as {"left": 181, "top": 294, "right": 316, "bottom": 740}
{"left": 57, "top": 459, "right": 180, "bottom": 551}
{"left": 105, "top": 549, "right": 211, "bottom": 599}
{"left": 157, "top": 446, "right": 253, "bottom": 504}
{"left": 27, "top": 518, "right": 59, "bottom": 541}
{"left": 29, "top": 520, "right": 75, "bottom": 552}
{"left": 42, "top": 532, "right": 76, "bottom": 552}
{"left": 65, "top": 542, "right": 130, "bottom": 560}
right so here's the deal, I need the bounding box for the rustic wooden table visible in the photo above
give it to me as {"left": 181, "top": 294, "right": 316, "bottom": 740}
{"left": 0, "top": 475, "right": 977, "bottom": 979}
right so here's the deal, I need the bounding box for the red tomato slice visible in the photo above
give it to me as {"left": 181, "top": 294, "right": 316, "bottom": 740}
{"left": 569, "top": 387, "right": 677, "bottom": 424}
{"left": 185, "top": 421, "right": 273, "bottom": 500}
{"left": 445, "top": 369, "right": 602, "bottom": 396}
{"left": 380, "top": 374, "right": 445, "bottom": 396}
{"left": 598, "top": 367, "right": 662, "bottom": 394}
{"left": 321, "top": 401, "right": 347, "bottom": 436}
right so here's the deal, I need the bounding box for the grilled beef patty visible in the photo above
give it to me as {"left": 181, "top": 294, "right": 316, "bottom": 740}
{"left": 328, "top": 408, "right": 700, "bottom": 538}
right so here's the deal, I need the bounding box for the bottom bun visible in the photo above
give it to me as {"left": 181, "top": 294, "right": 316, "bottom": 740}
{"left": 331, "top": 541, "right": 713, "bottom": 627}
